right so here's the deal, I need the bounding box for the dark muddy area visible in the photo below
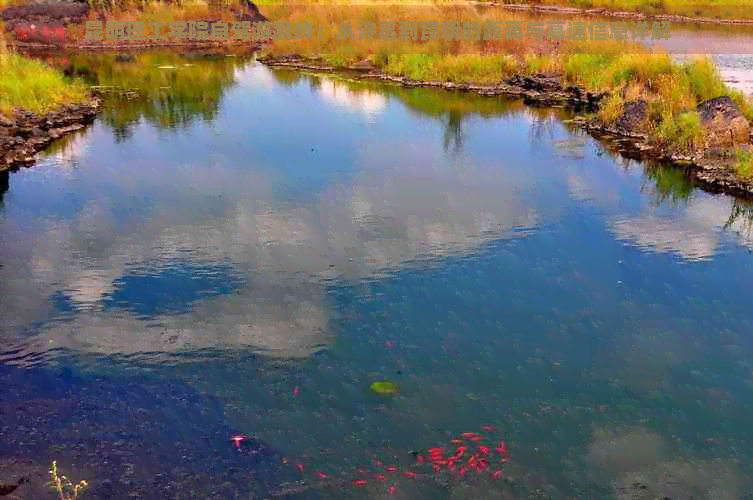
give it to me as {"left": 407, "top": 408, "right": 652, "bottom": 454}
{"left": 0, "top": 363, "right": 319, "bottom": 500}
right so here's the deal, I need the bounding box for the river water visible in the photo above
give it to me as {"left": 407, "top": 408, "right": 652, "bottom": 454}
{"left": 2, "top": 51, "right": 753, "bottom": 499}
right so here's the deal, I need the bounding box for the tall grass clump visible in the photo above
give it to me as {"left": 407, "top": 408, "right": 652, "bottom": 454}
{"left": 49, "top": 461, "right": 88, "bottom": 500}
{"left": 0, "top": 43, "right": 88, "bottom": 117}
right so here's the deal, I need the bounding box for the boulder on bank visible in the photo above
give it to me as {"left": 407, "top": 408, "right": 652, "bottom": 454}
{"left": 614, "top": 99, "right": 649, "bottom": 134}
{"left": 696, "top": 96, "right": 751, "bottom": 148}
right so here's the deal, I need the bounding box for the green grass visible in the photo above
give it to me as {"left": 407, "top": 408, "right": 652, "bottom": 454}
{"left": 0, "top": 43, "right": 89, "bottom": 117}
{"left": 736, "top": 148, "right": 753, "bottom": 178}
{"left": 511, "top": 0, "right": 753, "bottom": 21}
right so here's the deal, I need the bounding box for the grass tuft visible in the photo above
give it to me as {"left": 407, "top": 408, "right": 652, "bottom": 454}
{"left": 49, "top": 461, "right": 88, "bottom": 500}
{"left": 736, "top": 147, "right": 753, "bottom": 178}
{"left": 0, "top": 42, "right": 89, "bottom": 117}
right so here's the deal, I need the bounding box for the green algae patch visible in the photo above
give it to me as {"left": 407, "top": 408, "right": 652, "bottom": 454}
{"left": 370, "top": 380, "right": 399, "bottom": 397}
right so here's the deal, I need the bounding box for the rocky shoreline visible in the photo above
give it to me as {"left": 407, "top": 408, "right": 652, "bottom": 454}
{"left": 0, "top": 100, "right": 101, "bottom": 171}
{"left": 258, "top": 54, "right": 753, "bottom": 198}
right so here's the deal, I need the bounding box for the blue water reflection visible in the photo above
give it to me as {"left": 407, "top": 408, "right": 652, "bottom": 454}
{"left": 1, "top": 56, "right": 753, "bottom": 499}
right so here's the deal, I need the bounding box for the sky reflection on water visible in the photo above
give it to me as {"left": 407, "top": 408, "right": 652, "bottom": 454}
{"left": 2, "top": 57, "right": 753, "bottom": 499}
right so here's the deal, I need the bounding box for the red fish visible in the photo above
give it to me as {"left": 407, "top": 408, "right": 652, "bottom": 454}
{"left": 231, "top": 435, "right": 246, "bottom": 449}
{"left": 461, "top": 432, "right": 478, "bottom": 439}
{"left": 496, "top": 441, "right": 508, "bottom": 456}
{"left": 482, "top": 424, "right": 496, "bottom": 432}
{"left": 387, "top": 485, "right": 398, "bottom": 495}
{"left": 459, "top": 466, "right": 467, "bottom": 477}
{"left": 352, "top": 479, "right": 368, "bottom": 487}
{"left": 374, "top": 473, "right": 386, "bottom": 482}
{"left": 415, "top": 455, "right": 426, "bottom": 464}
{"left": 450, "top": 438, "right": 464, "bottom": 445}
{"left": 293, "top": 386, "right": 301, "bottom": 397}
{"left": 477, "top": 445, "right": 490, "bottom": 455}
{"left": 452, "top": 446, "right": 466, "bottom": 457}
{"left": 385, "top": 465, "right": 398, "bottom": 473}
{"left": 491, "top": 469, "right": 503, "bottom": 480}
{"left": 476, "top": 458, "right": 489, "bottom": 471}
{"left": 315, "top": 471, "right": 328, "bottom": 480}
{"left": 296, "top": 463, "right": 305, "bottom": 473}
{"left": 374, "top": 459, "right": 384, "bottom": 467}
{"left": 402, "top": 471, "right": 418, "bottom": 479}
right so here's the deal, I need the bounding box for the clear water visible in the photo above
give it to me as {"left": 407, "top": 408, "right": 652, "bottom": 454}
{"left": 2, "top": 54, "right": 753, "bottom": 499}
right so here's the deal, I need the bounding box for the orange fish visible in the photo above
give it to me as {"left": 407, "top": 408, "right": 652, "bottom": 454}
{"left": 496, "top": 441, "right": 508, "bottom": 456}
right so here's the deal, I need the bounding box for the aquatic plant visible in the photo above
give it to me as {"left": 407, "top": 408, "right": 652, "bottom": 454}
{"left": 369, "top": 379, "right": 400, "bottom": 397}
{"left": 49, "top": 461, "right": 88, "bottom": 500}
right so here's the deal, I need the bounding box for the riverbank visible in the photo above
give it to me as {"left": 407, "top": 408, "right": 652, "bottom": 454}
{"left": 0, "top": 40, "right": 101, "bottom": 170}
{"left": 2, "top": 0, "right": 753, "bottom": 197}
{"left": 491, "top": 1, "right": 753, "bottom": 24}
{"left": 255, "top": 1, "right": 753, "bottom": 192}
{"left": 258, "top": 53, "right": 753, "bottom": 197}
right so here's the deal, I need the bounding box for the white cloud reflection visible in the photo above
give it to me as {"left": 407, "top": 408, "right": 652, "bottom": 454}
{"left": 317, "top": 78, "right": 387, "bottom": 118}
{"left": 0, "top": 138, "right": 539, "bottom": 363}
{"left": 608, "top": 194, "right": 753, "bottom": 261}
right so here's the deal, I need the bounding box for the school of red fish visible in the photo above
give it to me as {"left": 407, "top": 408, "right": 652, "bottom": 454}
{"left": 231, "top": 424, "right": 510, "bottom": 497}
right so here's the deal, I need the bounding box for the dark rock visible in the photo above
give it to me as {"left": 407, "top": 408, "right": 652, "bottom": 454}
{"left": 0, "top": 476, "right": 27, "bottom": 496}
{"left": 0, "top": 100, "right": 101, "bottom": 171}
{"left": 238, "top": 0, "right": 267, "bottom": 22}
{"left": 507, "top": 73, "right": 563, "bottom": 92}
{"left": 615, "top": 99, "right": 649, "bottom": 133}
{"left": 696, "top": 96, "right": 751, "bottom": 148}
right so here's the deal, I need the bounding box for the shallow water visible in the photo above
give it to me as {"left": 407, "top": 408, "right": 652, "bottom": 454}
{"left": 3, "top": 54, "right": 753, "bottom": 499}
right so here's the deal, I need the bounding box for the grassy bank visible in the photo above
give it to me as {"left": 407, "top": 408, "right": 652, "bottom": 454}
{"left": 257, "top": 1, "right": 753, "bottom": 176}
{"left": 0, "top": 40, "right": 89, "bottom": 117}
{"left": 501, "top": 0, "right": 753, "bottom": 22}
